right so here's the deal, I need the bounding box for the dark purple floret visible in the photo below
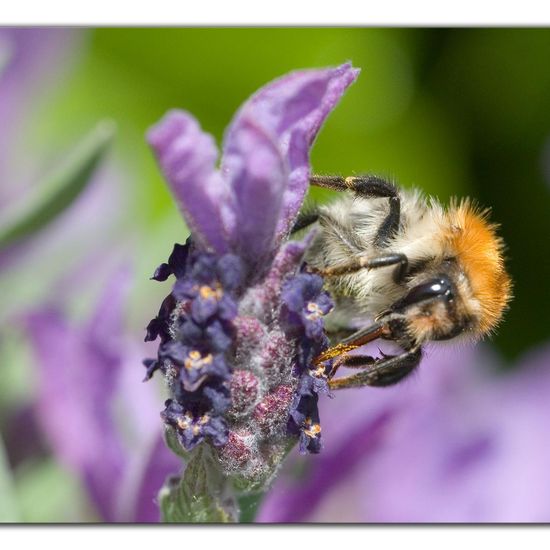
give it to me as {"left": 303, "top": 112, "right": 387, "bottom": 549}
{"left": 142, "top": 358, "right": 160, "bottom": 382}
{"left": 285, "top": 363, "right": 332, "bottom": 454}
{"left": 145, "top": 244, "right": 243, "bottom": 451}
{"left": 161, "top": 398, "right": 229, "bottom": 451}
{"left": 202, "top": 383, "right": 233, "bottom": 416}
{"left": 151, "top": 242, "right": 190, "bottom": 281}
{"left": 280, "top": 272, "right": 335, "bottom": 454}
{"left": 175, "top": 317, "right": 234, "bottom": 353}
{"left": 145, "top": 294, "right": 176, "bottom": 343}
{"left": 288, "top": 391, "right": 323, "bottom": 454}
{"left": 170, "top": 379, "right": 230, "bottom": 413}
{"left": 298, "top": 364, "right": 333, "bottom": 397}
{"left": 216, "top": 254, "right": 245, "bottom": 291}
{"left": 159, "top": 341, "right": 231, "bottom": 391}
{"left": 151, "top": 263, "right": 172, "bottom": 282}
{"left": 281, "top": 273, "right": 333, "bottom": 342}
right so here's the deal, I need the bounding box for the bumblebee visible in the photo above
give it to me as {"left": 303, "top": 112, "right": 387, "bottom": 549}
{"left": 295, "top": 175, "right": 512, "bottom": 390}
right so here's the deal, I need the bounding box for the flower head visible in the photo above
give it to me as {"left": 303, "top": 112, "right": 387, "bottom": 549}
{"left": 145, "top": 63, "right": 359, "bottom": 488}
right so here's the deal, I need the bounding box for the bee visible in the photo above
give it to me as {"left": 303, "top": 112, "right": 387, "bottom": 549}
{"left": 295, "top": 175, "right": 512, "bottom": 390}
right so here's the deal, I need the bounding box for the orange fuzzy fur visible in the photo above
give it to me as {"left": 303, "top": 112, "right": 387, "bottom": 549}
{"left": 444, "top": 200, "right": 512, "bottom": 335}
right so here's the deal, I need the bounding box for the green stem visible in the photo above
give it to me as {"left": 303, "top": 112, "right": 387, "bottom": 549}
{"left": 237, "top": 491, "right": 265, "bottom": 523}
{"left": 159, "top": 444, "right": 239, "bottom": 523}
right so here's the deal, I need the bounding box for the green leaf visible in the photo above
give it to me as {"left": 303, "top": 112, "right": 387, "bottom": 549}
{"left": 237, "top": 492, "right": 265, "bottom": 523}
{"left": 159, "top": 445, "right": 238, "bottom": 523}
{"left": 0, "top": 436, "right": 19, "bottom": 522}
{"left": 0, "top": 120, "right": 116, "bottom": 251}
{"left": 163, "top": 426, "right": 190, "bottom": 460}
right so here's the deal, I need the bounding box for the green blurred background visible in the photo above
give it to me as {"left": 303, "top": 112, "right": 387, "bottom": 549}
{"left": 3, "top": 27, "right": 550, "bottom": 521}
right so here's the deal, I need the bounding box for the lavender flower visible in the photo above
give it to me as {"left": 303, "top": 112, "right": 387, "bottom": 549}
{"left": 145, "top": 63, "right": 359, "bottom": 498}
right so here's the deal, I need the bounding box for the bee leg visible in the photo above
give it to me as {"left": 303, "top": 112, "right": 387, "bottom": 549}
{"left": 340, "top": 354, "right": 377, "bottom": 368}
{"left": 310, "top": 174, "right": 400, "bottom": 246}
{"left": 328, "top": 347, "right": 422, "bottom": 389}
{"left": 291, "top": 211, "right": 319, "bottom": 234}
{"left": 314, "top": 320, "right": 388, "bottom": 365}
{"left": 327, "top": 353, "right": 376, "bottom": 379}
{"left": 317, "top": 252, "right": 408, "bottom": 284}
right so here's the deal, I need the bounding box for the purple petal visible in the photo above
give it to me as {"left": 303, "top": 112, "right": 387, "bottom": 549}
{"left": 26, "top": 307, "right": 126, "bottom": 522}
{"left": 189, "top": 253, "right": 218, "bottom": 283}
{"left": 159, "top": 340, "right": 188, "bottom": 364}
{"left": 25, "top": 266, "right": 130, "bottom": 522}
{"left": 316, "top": 292, "right": 334, "bottom": 315}
{"left": 172, "top": 278, "right": 197, "bottom": 301}
{"left": 204, "top": 320, "right": 233, "bottom": 353}
{"left": 303, "top": 316, "right": 325, "bottom": 341}
{"left": 259, "top": 232, "right": 316, "bottom": 312}
{"left": 223, "top": 63, "right": 359, "bottom": 245}
{"left": 281, "top": 277, "right": 308, "bottom": 313}
{"left": 151, "top": 262, "right": 171, "bottom": 282}
{"left": 203, "top": 415, "right": 230, "bottom": 447}
{"left": 147, "top": 110, "right": 235, "bottom": 254}
{"left": 216, "top": 254, "right": 245, "bottom": 291}
{"left": 217, "top": 295, "right": 238, "bottom": 321}
{"left": 222, "top": 116, "right": 287, "bottom": 269}
{"left": 86, "top": 265, "right": 131, "bottom": 364}
{"left": 178, "top": 317, "right": 204, "bottom": 344}
{"left": 149, "top": 65, "right": 357, "bottom": 270}
{"left": 190, "top": 295, "right": 219, "bottom": 323}
{"left": 202, "top": 383, "right": 232, "bottom": 415}
{"left": 124, "top": 434, "right": 182, "bottom": 523}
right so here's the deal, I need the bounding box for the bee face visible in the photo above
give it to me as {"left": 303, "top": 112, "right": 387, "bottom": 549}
{"left": 390, "top": 271, "right": 476, "bottom": 346}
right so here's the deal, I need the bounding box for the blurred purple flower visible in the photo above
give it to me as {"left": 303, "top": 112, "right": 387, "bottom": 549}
{"left": 257, "top": 341, "right": 550, "bottom": 523}
{"left": 0, "top": 28, "right": 79, "bottom": 199}
{"left": 0, "top": 29, "right": 122, "bottom": 325}
{"left": 0, "top": 28, "right": 174, "bottom": 523}
{"left": 145, "top": 64, "right": 358, "bottom": 490}
{"left": 25, "top": 267, "right": 180, "bottom": 522}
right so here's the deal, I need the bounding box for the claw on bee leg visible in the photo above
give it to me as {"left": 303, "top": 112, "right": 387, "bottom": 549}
{"left": 328, "top": 347, "right": 422, "bottom": 390}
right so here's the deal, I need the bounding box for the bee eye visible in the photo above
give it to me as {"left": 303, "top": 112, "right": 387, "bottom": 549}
{"left": 392, "top": 276, "right": 455, "bottom": 311}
